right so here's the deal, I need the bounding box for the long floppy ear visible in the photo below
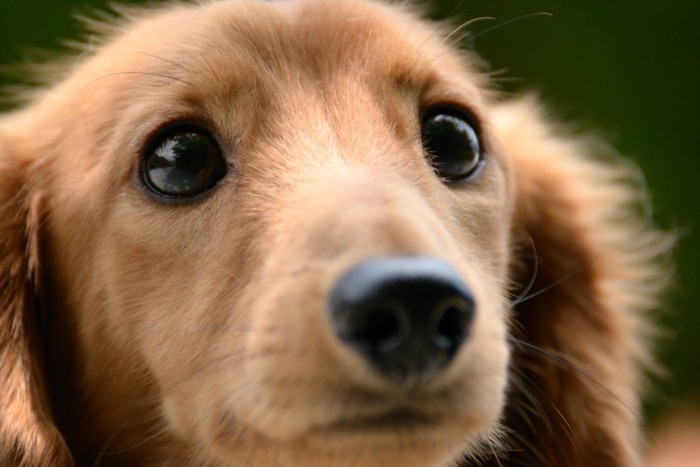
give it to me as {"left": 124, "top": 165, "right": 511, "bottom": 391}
{"left": 493, "top": 97, "right": 671, "bottom": 466}
{"left": 0, "top": 143, "right": 72, "bottom": 465}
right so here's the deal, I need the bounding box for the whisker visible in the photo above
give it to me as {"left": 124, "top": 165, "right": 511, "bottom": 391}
{"left": 217, "top": 263, "right": 322, "bottom": 285}
{"left": 502, "top": 428, "right": 551, "bottom": 466}
{"left": 131, "top": 50, "right": 191, "bottom": 71}
{"left": 81, "top": 71, "right": 192, "bottom": 93}
{"left": 511, "top": 251, "right": 604, "bottom": 307}
{"left": 94, "top": 422, "right": 168, "bottom": 466}
{"left": 509, "top": 237, "right": 539, "bottom": 307}
{"left": 503, "top": 371, "right": 572, "bottom": 465}
{"left": 472, "top": 12, "right": 553, "bottom": 41}
{"left": 441, "top": 16, "right": 495, "bottom": 48}
{"left": 512, "top": 339, "right": 644, "bottom": 426}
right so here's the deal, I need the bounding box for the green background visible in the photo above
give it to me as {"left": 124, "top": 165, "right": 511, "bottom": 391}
{"left": 1, "top": 1, "right": 698, "bottom": 423}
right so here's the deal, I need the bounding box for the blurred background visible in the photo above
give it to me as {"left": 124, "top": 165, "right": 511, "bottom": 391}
{"left": 1, "top": 0, "right": 697, "bottom": 456}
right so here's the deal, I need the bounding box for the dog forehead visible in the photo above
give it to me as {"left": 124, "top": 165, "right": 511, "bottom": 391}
{"left": 101, "top": 0, "right": 471, "bottom": 88}
{"left": 206, "top": 0, "right": 442, "bottom": 62}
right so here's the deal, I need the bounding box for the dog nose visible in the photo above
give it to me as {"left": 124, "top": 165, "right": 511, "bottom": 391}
{"left": 329, "top": 256, "right": 475, "bottom": 383}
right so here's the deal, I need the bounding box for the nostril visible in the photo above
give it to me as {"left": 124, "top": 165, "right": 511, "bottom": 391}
{"left": 430, "top": 297, "right": 474, "bottom": 351}
{"left": 344, "top": 304, "right": 406, "bottom": 353}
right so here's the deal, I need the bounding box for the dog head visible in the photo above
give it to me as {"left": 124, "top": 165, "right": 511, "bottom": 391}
{"left": 0, "top": 1, "right": 669, "bottom": 466}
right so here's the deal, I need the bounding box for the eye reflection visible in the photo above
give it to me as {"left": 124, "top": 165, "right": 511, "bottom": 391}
{"left": 142, "top": 127, "right": 226, "bottom": 199}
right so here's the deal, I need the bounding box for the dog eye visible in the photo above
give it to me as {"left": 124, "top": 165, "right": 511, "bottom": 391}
{"left": 421, "top": 109, "right": 483, "bottom": 181}
{"left": 142, "top": 127, "right": 226, "bottom": 198}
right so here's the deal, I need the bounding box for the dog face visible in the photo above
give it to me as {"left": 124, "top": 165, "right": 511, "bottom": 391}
{"left": 0, "top": 1, "right": 669, "bottom": 466}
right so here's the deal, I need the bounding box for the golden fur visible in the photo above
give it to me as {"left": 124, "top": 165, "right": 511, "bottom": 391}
{"left": 0, "top": 0, "right": 670, "bottom": 465}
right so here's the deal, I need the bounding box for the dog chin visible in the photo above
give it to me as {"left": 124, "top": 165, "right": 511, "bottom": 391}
{"left": 210, "top": 421, "right": 492, "bottom": 467}
{"left": 203, "top": 398, "right": 503, "bottom": 467}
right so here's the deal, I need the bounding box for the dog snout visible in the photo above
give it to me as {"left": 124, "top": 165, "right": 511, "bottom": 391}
{"left": 329, "top": 255, "right": 474, "bottom": 383}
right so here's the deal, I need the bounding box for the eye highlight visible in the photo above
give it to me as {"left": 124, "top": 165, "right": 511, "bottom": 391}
{"left": 421, "top": 108, "right": 484, "bottom": 182}
{"left": 142, "top": 126, "right": 227, "bottom": 199}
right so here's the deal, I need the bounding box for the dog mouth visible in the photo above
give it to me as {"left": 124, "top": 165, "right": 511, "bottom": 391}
{"left": 318, "top": 407, "right": 440, "bottom": 436}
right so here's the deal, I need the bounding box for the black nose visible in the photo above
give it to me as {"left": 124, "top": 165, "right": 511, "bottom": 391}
{"left": 329, "top": 256, "right": 475, "bottom": 383}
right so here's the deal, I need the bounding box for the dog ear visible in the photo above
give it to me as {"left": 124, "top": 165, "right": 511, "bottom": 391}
{"left": 0, "top": 143, "right": 72, "bottom": 465}
{"left": 493, "top": 97, "right": 670, "bottom": 466}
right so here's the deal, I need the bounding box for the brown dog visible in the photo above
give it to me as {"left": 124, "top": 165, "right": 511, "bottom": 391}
{"left": 0, "top": 0, "right": 670, "bottom": 465}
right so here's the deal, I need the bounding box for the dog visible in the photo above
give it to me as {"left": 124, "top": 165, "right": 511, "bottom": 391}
{"left": 0, "top": 0, "right": 671, "bottom": 465}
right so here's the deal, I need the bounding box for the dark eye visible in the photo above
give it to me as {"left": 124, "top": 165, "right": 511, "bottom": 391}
{"left": 142, "top": 126, "right": 226, "bottom": 198}
{"left": 421, "top": 108, "right": 483, "bottom": 181}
